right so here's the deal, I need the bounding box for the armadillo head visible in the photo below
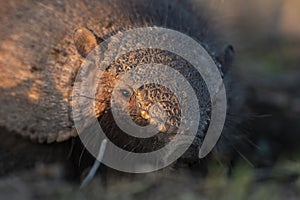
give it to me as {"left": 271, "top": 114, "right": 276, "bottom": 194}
{"left": 74, "top": 27, "right": 235, "bottom": 167}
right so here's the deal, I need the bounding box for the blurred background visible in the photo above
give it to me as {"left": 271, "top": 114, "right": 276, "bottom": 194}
{"left": 212, "top": 0, "right": 300, "bottom": 158}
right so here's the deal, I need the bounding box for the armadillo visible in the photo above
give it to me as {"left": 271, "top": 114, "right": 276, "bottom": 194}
{"left": 0, "top": 0, "right": 242, "bottom": 165}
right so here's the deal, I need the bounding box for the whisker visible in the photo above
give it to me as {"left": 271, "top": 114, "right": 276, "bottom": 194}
{"left": 233, "top": 146, "right": 254, "bottom": 168}
{"left": 68, "top": 137, "right": 76, "bottom": 159}
{"left": 78, "top": 146, "right": 86, "bottom": 167}
{"left": 72, "top": 94, "right": 107, "bottom": 103}
{"left": 80, "top": 139, "right": 108, "bottom": 188}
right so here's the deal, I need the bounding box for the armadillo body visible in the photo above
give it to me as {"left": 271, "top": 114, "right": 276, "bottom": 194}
{"left": 0, "top": 0, "right": 235, "bottom": 147}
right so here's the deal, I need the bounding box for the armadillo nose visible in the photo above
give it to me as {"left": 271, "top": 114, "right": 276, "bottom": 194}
{"left": 140, "top": 110, "right": 150, "bottom": 120}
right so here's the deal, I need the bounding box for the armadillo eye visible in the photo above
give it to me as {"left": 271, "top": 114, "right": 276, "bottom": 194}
{"left": 120, "top": 89, "right": 131, "bottom": 98}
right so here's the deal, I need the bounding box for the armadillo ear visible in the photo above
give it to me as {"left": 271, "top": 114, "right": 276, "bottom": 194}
{"left": 73, "top": 28, "right": 100, "bottom": 58}
{"left": 217, "top": 45, "right": 235, "bottom": 75}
